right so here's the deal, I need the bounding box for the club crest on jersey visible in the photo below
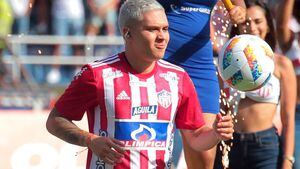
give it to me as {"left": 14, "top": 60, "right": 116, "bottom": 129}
{"left": 115, "top": 122, "right": 168, "bottom": 149}
{"left": 157, "top": 90, "right": 172, "bottom": 109}
{"left": 131, "top": 105, "right": 157, "bottom": 116}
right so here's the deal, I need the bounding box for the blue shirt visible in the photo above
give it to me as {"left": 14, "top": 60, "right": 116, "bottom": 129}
{"left": 159, "top": 0, "right": 220, "bottom": 114}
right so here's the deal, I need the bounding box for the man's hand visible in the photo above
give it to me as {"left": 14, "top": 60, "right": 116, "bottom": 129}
{"left": 88, "top": 135, "right": 125, "bottom": 165}
{"left": 213, "top": 113, "right": 234, "bottom": 141}
{"left": 229, "top": 5, "right": 246, "bottom": 24}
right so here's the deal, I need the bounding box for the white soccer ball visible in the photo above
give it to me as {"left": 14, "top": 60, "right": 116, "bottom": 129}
{"left": 218, "top": 34, "right": 275, "bottom": 91}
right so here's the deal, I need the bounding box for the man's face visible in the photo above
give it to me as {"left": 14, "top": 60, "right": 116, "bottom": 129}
{"left": 127, "top": 9, "right": 169, "bottom": 62}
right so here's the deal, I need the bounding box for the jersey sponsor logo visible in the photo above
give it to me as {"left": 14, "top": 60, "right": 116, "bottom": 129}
{"left": 170, "top": 4, "right": 211, "bottom": 14}
{"left": 170, "top": 4, "right": 211, "bottom": 15}
{"left": 116, "top": 90, "right": 130, "bottom": 100}
{"left": 131, "top": 105, "right": 157, "bottom": 116}
{"left": 95, "top": 160, "right": 105, "bottom": 169}
{"left": 94, "top": 130, "right": 107, "bottom": 168}
{"left": 170, "top": 4, "right": 181, "bottom": 14}
{"left": 157, "top": 90, "right": 172, "bottom": 109}
{"left": 180, "top": 6, "right": 211, "bottom": 14}
{"left": 98, "top": 129, "right": 108, "bottom": 137}
{"left": 166, "top": 130, "right": 174, "bottom": 168}
{"left": 131, "top": 124, "right": 156, "bottom": 141}
{"left": 115, "top": 122, "right": 168, "bottom": 148}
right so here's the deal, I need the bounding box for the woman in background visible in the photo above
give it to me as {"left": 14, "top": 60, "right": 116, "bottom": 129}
{"left": 215, "top": 0, "right": 296, "bottom": 168}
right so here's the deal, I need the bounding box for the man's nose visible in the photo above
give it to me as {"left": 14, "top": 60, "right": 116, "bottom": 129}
{"left": 157, "top": 30, "right": 167, "bottom": 39}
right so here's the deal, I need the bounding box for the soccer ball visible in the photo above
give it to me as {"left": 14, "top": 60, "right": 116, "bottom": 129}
{"left": 218, "top": 34, "right": 275, "bottom": 91}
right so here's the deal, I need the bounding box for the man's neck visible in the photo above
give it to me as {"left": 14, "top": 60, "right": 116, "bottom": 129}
{"left": 124, "top": 51, "right": 156, "bottom": 74}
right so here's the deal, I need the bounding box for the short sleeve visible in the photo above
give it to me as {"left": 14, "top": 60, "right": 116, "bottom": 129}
{"left": 175, "top": 72, "right": 205, "bottom": 129}
{"left": 55, "top": 65, "right": 99, "bottom": 121}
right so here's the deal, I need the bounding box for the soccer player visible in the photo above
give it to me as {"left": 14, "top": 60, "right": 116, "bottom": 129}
{"left": 46, "top": 0, "right": 234, "bottom": 168}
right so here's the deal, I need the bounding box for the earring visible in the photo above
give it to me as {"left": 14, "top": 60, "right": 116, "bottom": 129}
{"left": 125, "top": 32, "right": 130, "bottom": 38}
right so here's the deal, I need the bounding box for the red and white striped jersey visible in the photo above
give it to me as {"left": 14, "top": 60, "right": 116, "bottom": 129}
{"left": 55, "top": 52, "right": 205, "bottom": 169}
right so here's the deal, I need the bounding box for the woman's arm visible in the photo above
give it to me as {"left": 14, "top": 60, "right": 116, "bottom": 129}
{"left": 278, "top": 55, "right": 296, "bottom": 168}
{"left": 276, "top": 0, "right": 295, "bottom": 53}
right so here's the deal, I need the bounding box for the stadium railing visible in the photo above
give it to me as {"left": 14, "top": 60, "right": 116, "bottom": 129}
{"left": 2, "top": 35, "right": 124, "bottom": 83}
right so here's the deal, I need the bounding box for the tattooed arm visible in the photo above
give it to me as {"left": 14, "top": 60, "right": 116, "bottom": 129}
{"left": 46, "top": 108, "right": 91, "bottom": 147}
{"left": 46, "top": 108, "right": 125, "bottom": 165}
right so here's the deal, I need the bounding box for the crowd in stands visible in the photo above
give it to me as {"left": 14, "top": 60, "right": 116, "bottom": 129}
{"left": 0, "top": 0, "right": 121, "bottom": 109}
{"left": 0, "top": 0, "right": 121, "bottom": 87}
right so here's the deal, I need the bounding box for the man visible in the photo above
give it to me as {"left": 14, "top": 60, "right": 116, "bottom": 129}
{"left": 46, "top": 0, "right": 234, "bottom": 168}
